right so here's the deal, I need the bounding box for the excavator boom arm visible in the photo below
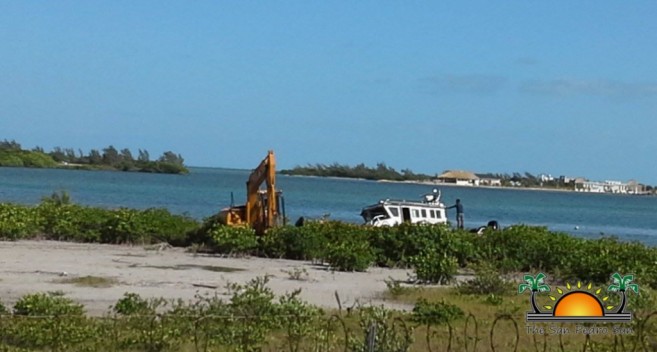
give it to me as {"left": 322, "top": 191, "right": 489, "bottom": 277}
{"left": 245, "top": 150, "right": 277, "bottom": 233}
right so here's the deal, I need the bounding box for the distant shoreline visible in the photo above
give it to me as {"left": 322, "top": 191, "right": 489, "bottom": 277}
{"left": 377, "top": 179, "right": 576, "bottom": 193}
{"left": 283, "top": 173, "right": 653, "bottom": 196}
{"left": 0, "top": 163, "right": 189, "bottom": 175}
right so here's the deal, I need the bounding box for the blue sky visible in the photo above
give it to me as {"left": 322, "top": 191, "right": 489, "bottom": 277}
{"left": 2, "top": 2, "right": 656, "bottom": 183}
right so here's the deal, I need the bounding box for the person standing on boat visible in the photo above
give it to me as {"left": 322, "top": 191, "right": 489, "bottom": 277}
{"left": 447, "top": 199, "right": 464, "bottom": 229}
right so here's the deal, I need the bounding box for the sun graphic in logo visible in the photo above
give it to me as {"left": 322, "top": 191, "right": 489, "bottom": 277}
{"left": 520, "top": 273, "right": 637, "bottom": 323}
{"left": 545, "top": 282, "right": 609, "bottom": 317}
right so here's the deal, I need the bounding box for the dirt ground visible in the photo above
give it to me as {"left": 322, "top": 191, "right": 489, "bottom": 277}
{"left": 0, "top": 240, "right": 424, "bottom": 316}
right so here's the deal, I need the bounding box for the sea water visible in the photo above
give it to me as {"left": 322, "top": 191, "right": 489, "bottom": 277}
{"left": 1, "top": 167, "right": 656, "bottom": 245}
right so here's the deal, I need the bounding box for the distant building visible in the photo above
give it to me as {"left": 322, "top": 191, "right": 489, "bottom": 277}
{"left": 479, "top": 177, "right": 502, "bottom": 187}
{"left": 604, "top": 180, "right": 628, "bottom": 193}
{"left": 575, "top": 179, "right": 643, "bottom": 194}
{"left": 437, "top": 170, "right": 480, "bottom": 186}
{"left": 580, "top": 180, "right": 605, "bottom": 193}
{"left": 627, "top": 180, "right": 646, "bottom": 194}
{"left": 561, "top": 176, "right": 584, "bottom": 185}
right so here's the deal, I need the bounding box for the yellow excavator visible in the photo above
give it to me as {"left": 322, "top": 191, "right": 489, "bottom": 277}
{"left": 217, "top": 150, "right": 285, "bottom": 234}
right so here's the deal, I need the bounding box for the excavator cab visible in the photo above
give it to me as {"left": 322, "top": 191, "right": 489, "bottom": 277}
{"left": 253, "top": 189, "right": 286, "bottom": 234}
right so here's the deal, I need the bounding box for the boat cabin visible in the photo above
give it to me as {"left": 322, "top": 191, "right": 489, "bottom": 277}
{"left": 360, "top": 189, "right": 448, "bottom": 227}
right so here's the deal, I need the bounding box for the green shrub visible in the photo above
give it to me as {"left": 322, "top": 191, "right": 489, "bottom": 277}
{"left": 98, "top": 207, "right": 198, "bottom": 244}
{"left": 294, "top": 223, "right": 332, "bottom": 261}
{"left": 384, "top": 277, "right": 414, "bottom": 298}
{"left": 208, "top": 225, "right": 258, "bottom": 256}
{"left": 627, "top": 287, "right": 657, "bottom": 316}
{"left": 366, "top": 225, "right": 403, "bottom": 267}
{"left": 410, "top": 247, "right": 458, "bottom": 284}
{"left": 473, "top": 225, "right": 572, "bottom": 272}
{"left": 113, "top": 293, "right": 151, "bottom": 316}
{"left": 19, "top": 151, "right": 58, "bottom": 167}
{"left": 8, "top": 292, "right": 90, "bottom": 350}
{"left": 75, "top": 207, "right": 113, "bottom": 241}
{"left": 276, "top": 289, "right": 324, "bottom": 351}
{"left": 326, "top": 238, "right": 374, "bottom": 272}
{"left": 0, "top": 149, "right": 58, "bottom": 167}
{"left": 37, "top": 203, "right": 98, "bottom": 241}
{"left": 317, "top": 220, "right": 362, "bottom": 240}
{"left": 3, "top": 198, "right": 199, "bottom": 245}
{"left": 225, "top": 276, "right": 280, "bottom": 351}
{"left": 101, "top": 208, "right": 148, "bottom": 243}
{"left": 0, "top": 152, "right": 24, "bottom": 167}
{"left": 411, "top": 298, "right": 464, "bottom": 326}
{"left": 36, "top": 202, "right": 75, "bottom": 239}
{"left": 484, "top": 293, "right": 505, "bottom": 306}
{"left": 349, "top": 306, "right": 414, "bottom": 352}
{"left": 110, "top": 293, "right": 185, "bottom": 351}
{"left": 469, "top": 225, "right": 657, "bottom": 289}
{"left": 257, "top": 225, "right": 291, "bottom": 258}
{"left": 457, "top": 262, "right": 513, "bottom": 296}
{"left": 351, "top": 223, "right": 476, "bottom": 270}
{"left": 41, "top": 190, "right": 72, "bottom": 205}
{"left": 13, "top": 292, "right": 85, "bottom": 316}
{"left": 258, "top": 223, "right": 329, "bottom": 261}
{"left": 138, "top": 161, "right": 189, "bottom": 174}
{"left": 367, "top": 223, "right": 443, "bottom": 267}
{"left": 184, "top": 213, "right": 222, "bottom": 244}
{"left": 0, "top": 203, "right": 39, "bottom": 239}
{"left": 137, "top": 208, "right": 199, "bottom": 245}
{"left": 562, "top": 237, "right": 657, "bottom": 286}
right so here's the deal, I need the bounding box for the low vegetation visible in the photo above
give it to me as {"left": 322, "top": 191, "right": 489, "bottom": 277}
{"left": 282, "top": 266, "right": 310, "bottom": 281}
{"left": 0, "top": 277, "right": 654, "bottom": 351}
{"left": 3, "top": 193, "right": 657, "bottom": 290}
{"left": 2, "top": 192, "right": 657, "bottom": 350}
{"left": 0, "top": 192, "right": 199, "bottom": 244}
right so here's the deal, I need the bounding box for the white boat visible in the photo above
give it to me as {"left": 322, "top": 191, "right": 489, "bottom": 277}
{"left": 360, "top": 189, "right": 448, "bottom": 227}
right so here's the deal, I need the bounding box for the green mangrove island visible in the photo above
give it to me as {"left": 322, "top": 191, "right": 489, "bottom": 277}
{"left": 280, "top": 162, "right": 434, "bottom": 182}
{"left": 0, "top": 139, "right": 188, "bottom": 174}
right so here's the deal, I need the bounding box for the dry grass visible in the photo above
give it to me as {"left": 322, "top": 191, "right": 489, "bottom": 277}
{"left": 282, "top": 266, "right": 310, "bottom": 281}
{"left": 56, "top": 275, "right": 118, "bottom": 288}
{"left": 140, "top": 264, "right": 244, "bottom": 272}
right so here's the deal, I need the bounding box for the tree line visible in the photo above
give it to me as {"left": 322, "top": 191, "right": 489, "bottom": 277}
{"left": 475, "top": 171, "right": 567, "bottom": 188}
{"left": 281, "top": 163, "right": 552, "bottom": 184}
{"left": 280, "top": 162, "right": 433, "bottom": 181}
{"left": 0, "top": 139, "right": 188, "bottom": 174}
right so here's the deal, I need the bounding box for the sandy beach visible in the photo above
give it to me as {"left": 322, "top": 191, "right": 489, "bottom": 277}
{"left": 0, "top": 240, "right": 437, "bottom": 316}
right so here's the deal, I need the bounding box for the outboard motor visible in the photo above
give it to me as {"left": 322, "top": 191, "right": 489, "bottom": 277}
{"left": 470, "top": 220, "right": 500, "bottom": 235}
{"left": 487, "top": 220, "right": 499, "bottom": 230}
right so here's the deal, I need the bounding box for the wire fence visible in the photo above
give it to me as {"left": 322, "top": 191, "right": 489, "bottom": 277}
{"left": 1, "top": 311, "right": 657, "bottom": 352}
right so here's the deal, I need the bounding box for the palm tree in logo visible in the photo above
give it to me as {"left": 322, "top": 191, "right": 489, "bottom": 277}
{"left": 518, "top": 273, "right": 550, "bottom": 313}
{"left": 608, "top": 273, "right": 639, "bottom": 314}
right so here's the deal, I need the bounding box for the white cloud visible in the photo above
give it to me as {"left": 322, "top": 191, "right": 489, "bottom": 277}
{"left": 520, "top": 79, "right": 657, "bottom": 99}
